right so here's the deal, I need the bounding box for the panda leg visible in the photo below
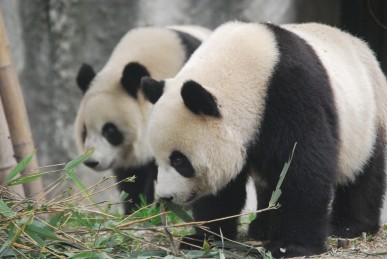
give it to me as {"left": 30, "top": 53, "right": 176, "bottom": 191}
{"left": 142, "top": 160, "right": 158, "bottom": 205}
{"left": 179, "top": 167, "right": 249, "bottom": 249}
{"left": 248, "top": 184, "right": 272, "bottom": 241}
{"left": 256, "top": 142, "right": 337, "bottom": 257}
{"left": 115, "top": 161, "right": 157, "bottom": 214}
{"left": 331, "top": 129, "right": 386, "bottom": 238}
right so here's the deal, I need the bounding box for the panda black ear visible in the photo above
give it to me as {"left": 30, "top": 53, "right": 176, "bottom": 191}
{"left": 181, "top": 80, "right": 221, "bottom": 118}
{"left": 141, "top": 77, "right": 165, "bottom": 104}
{"left": 76, "top": 63, "right": 96, "bottom": 94}
{"left": 121, "top": 62, "right": 150, "bottom": 98}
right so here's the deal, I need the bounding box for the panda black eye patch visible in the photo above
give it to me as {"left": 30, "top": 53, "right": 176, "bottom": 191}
{"left": 169, "top": 151, "right": 195, "bottom": 178}
{"left": 82, "top": 125, "right": 87, "bottom": 143}
{"left": 102, "top": 123, "right": 124, "bottom": 146}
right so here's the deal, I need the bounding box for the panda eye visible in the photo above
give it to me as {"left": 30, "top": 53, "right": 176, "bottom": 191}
{"left": 169, "top": 151, "right": 195, "bottom": 178}
{"left": 171, "top": 155, "right": 183, "bottom": 167}
{"left": 102, "top": 123, "right": 124, "bottom": 146}
{"left": 82, "top": 125, "right": 87, "bottom": 143}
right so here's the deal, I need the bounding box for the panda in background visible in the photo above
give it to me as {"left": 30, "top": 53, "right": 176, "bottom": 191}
{"left": 74, "top": 25, "right": 211, "bottom": 214}
{"left": 141, "top": 21, "right": 387, "bottom": 257}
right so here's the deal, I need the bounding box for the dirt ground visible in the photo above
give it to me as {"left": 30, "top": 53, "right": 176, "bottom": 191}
{"left": 237, "top": 222, "right": 387, "bottom": 258}
{"left": 318, "top": 226, "right": 387, "bottom": 259}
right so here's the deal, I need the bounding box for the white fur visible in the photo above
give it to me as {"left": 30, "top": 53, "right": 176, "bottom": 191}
{"left": 283, "top": 23, "right": 386, "bottom": 183}
{"left": 150, "top": 22, "right": 279, "bottom": 204}
{"left": 75, "top": 26, "right": 211, "bottom": 171}
{"left": 148, "top": 21, "right": 387, "bottom": 204}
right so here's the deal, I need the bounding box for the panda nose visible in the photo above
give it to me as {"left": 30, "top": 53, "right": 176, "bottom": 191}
{"left": 159, "top": 196, "right": 173, "bottom": 202}
{"left": 84, "top": 160, "right": 99, "bottom": 168}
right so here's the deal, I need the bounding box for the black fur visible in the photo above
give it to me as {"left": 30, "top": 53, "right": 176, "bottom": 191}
{"left": 245, "top": 23, "right": 339, "bottom": 257}
{"left": 141, "top": 77, "right": 165, "bottom": 104}
{"left": 170, "top": 151, "right": 195, "bottom": 178}
{"left": 180, "top": 166, "right": 249, "bottom": 250}
{"left": 102, "top": 123, "right": 124, "bottom": 146}
{"left": 181, "top": 80, "right": 221, "bottom": 118}
{"left": 121, "top": 62, "right": 150, "bottom": 98}
{"left": 330, "top": 126, "right": 386, "bottom": 238}
{"left": 115, "top": 160, "right": 157, "bottom": 214}
{"left": 76, "top": 63, "right": 96, "bottom": 93}
{"left": 81, "top": 125, "right": 87, "bottom": 143}
{"left": 172, "top": 30, "right": 202, "bottom": 61}
{"left": 184, "top": 24, "right": 385, "bottom": 258}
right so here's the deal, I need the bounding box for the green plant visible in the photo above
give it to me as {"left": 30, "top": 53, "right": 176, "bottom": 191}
{"left": 0, "top": 144, "right": 296, "bottom": 258}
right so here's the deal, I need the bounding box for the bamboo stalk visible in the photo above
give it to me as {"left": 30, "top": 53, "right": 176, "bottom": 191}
{"left": 0, "top": 6, "right": 44, "bottom": 201}
{"left": 0, "top": 97, "right": 25, "bottom": 197}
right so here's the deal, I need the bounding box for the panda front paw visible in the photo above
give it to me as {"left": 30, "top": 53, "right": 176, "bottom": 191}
{"left": 264, "top": 239, "right": 326, "bottom": 258}
{"left": 179, "top": 234, "right": 212, "bottom": 250}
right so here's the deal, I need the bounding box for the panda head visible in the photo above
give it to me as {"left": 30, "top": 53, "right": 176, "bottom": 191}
{"left": 141, "top": 77, "right": 246, "bottom": 205}
{"left": 75, "top": 62, "right": 153, "bottom": 171}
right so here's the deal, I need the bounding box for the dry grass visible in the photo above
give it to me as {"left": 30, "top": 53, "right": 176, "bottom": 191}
{"left": 1, "top": 148, "right": 386, "bottom": 258}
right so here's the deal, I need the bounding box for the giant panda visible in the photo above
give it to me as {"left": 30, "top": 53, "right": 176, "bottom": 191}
{"left": 141, "top": 21, "right": 387, "bottom": 257}
{"left": 74, "top": 25, "right": 211, "bottom": 214}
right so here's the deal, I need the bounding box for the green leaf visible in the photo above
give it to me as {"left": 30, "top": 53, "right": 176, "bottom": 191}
{"left": 24, "top": 227, "right": 46, "bottom": 246}
{"left": 5, "top": 151, "right": 35, "bottom": 185}
{"left": 162, "top": 201, "right": 193, "bottom": 222}
{"left": 72, "top": 211, "right": 93, "bottom": 228}
{"left": 123, "top": 175, "right": 136, "bottom": 183}
{"left": 6, "top": 171, "right": 45, "bottom": 186}
{"left": 269, "top": 143, "right": 297, "bottom": 207}
{"left": 128, "top": 250, "right": 168, "bottom": 258}
{"left": 183, "top": 250, "right": 219, "bottom": 259}
{"left": 69, "top": 251, "right": 113, "bottom": 259}
{"left": 48, "top": 212, "right": 65, "bottom": 228}
{"left": 203, "top": 239, "right": 211, "bottom": 254}
{"left": 64, "top": 148, "right": 95, "bottom": 171}
{"left": 67, "top": 168, "right": 103, "bottom": 212}
{"left": 25, "top": 221, "right": 61, "bottom": 241}
{"left": 119, "top": 191, "right": 129, "bottom": 201}
{"left": 65, "top": 152, "right": 104, "bottom": 212}
{"left": 0, "top": 198, "right": 15, "bottom": 218}
{"left": 218, "top": 249, "right": 226, "bottom": 259}
{"left": 0, "top": 225, "right": 15, "bottom": 255}
{"left": 8, "top": 213, "right": 34, "bottom": 248}
{"left": 222, "top": 250, "right": 245, "bottom": 259}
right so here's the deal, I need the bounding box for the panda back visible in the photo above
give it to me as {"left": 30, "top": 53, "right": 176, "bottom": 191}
{"left": 284, "top": 23, "right": 386, "bottom": 183}
{"left": 168, "top": 25, "right": 212, "bottom": 42}
{"left": 100, "top": 27, "right": 188, "bottom": 81}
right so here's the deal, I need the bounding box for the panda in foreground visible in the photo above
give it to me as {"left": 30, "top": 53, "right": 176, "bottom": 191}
{"left": 74, "top": 25, "right": 211, "bottom": 214}
{"left": 141, "top": 21, "right": 387, "bottom": 257}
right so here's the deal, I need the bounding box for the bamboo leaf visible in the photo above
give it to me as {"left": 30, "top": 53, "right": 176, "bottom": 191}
{"left": 119, "top": 191, "right": 129, "bottom": 201}
{"left": 269, "top": 143, "right": 297, "bottom": 207}
{"left": 9, "top": 213, "right": 34, "bottom": 248}
{"left": 25, "top": 221, "right": 61, "bottom": 241}
{"left": 48, "top": 211, "right": 65, "bottom": 228}
{"left": 67, "top": 168, "right": 104, "bottom": 212}
{"left": 203, "top": 239, "right": 211, "bottom": 254}
{"left": 69, "top": 251, "right": 113, "bottom": 259}
{"left": 123, "top": 175, "right": 136, "bottom": 183}
{"left": 65, "top": 149, "right": 103, "bottom": 211}
{"left": 162, "top": 200, "right": 193, "bottom": 222}
{"left": 0, "top": 225, "right": 15, "bottom": 255}
{"left": 5, "top": 151, "right": 35, "bottom": 185}
{"left": 6, "top": 171, "right": 45, "bottom": 186}
{"left": 64, "top": 147, "right": 95, "bottom": 171}
{"left": 183, "top": 250, "right": 220, "bottom": 259}
{"left": 24, "top": 227, "right": 45, "bottom": 246}
{"left": 0, "top": 198, "right": 15, "bottom": 218}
